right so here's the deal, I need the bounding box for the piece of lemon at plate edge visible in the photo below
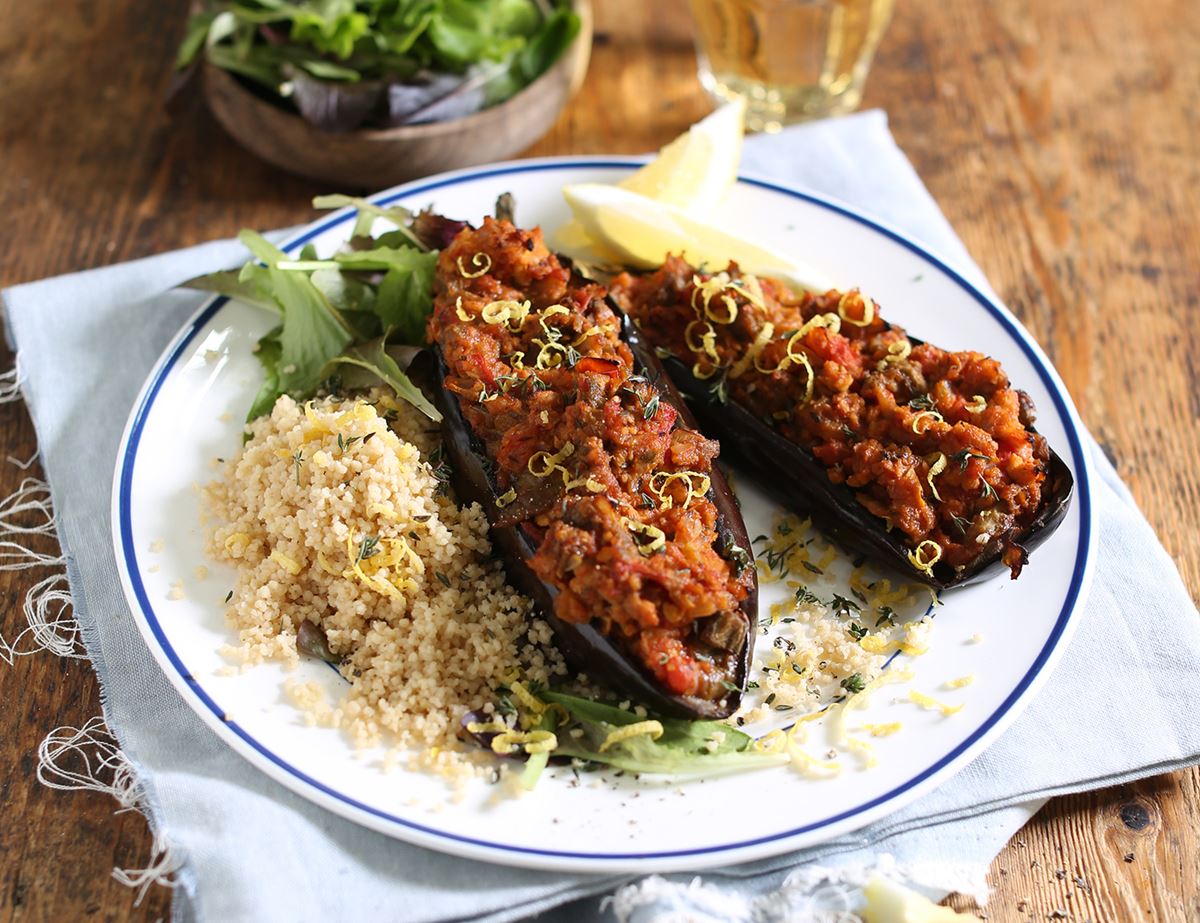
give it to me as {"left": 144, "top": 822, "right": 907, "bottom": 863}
{"left": 562, "top": 182, "right": 833, "bottom": 292}
{"left": 619, "top": 97, "right": 746, "bottom": 214}
{"left": 551, "top": 99, "right": 745, "bottom": 261}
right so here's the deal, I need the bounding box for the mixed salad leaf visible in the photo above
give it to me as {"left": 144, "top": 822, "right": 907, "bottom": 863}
{"left": 182, "top": 197, "right": 441, "bottom": 424}
{"left": 544, "top": 690, "right": 786, "bottom": 778}
{"left": 177, "top": 0, "right": 582, "bottom": 131}
{"left": 464, "top": 686, "right": 788, "bottom": 789}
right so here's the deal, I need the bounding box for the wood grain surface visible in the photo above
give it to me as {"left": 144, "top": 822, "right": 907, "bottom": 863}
{"left": 1, "top": 1, "right": 1197, "bottom": 920}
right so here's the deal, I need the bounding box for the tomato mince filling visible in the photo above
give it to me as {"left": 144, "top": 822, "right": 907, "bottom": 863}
{"left": 610, "top": 257, "right": 1051, "bottom": 578}
{"left": 428, "top": 220, "right": 751, "bottom": 700}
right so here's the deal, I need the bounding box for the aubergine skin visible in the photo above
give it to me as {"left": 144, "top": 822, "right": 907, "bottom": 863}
{"left": 410, "top": 337, "right": 758, "bottom": 721}
{"left": 650, "top": 347, "right": 1073, "bottom": 590}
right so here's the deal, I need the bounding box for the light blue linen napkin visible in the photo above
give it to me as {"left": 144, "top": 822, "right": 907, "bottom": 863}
{"left": 3, "top": 110, "right": 1199, "bottom": 923}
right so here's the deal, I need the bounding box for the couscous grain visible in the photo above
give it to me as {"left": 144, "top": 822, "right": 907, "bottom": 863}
{"left": 204, "top": 394, "right": 565, "bottom": 776}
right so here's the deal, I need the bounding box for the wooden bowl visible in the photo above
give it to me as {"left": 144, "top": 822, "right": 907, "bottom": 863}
{"left": 203, "top": 2, "right": 592, "bottom": 188}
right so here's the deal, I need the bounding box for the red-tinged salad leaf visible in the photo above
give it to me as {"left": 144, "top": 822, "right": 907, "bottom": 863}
{"left": 176, "top": 1, "right": 582, "bottom": 131}
{"left": 288, "top": 69, "right": 385, "bottom": 132}
{"left": 180, "top": 195, "right": 443, "bottom": 425}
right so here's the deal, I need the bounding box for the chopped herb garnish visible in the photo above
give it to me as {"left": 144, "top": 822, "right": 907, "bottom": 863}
{"left": 719, "top": 679, "right": 740, "bottom": 692}
{"left": 354, "top": 535, "right": 381, "bottom": 564}
{"left": 775, "top": 704, "right": 793, "bottom": 711}
{"left": 794, "top": 585, "right": 820, "bottom": 605}
{"left": 709, "top": 374, "right": 729, "bottom": 405}
{"left": 791, "top": 663, "right": 805, "bottom": 676}
{"left": 435, "top": 571, "right": 451, "bottom": 588}
{"left": 950, "top": 514, "right": 972, "bottom": 535}
{"left": 801, "top": 560, "right": 823, "bottom": 575}
{"left": 765, "top": 692, "right": 776, "bottom": 705}
{"left": 841, "top": 673, "right": 867, "bottom": 694}
{"left": 336, "top": 433, "right": 361, "bottom": 454}
{"left": 428, "top": 445, "right": 452, "bottom": 496}
{"left": 848, "top": 622, "right": 868, "bottom": 641}
{"left": 719, "top": 536, "right": 752, "bottom": 573}
{"left": 643, "top": 394, "right": 660, "bottom": 420}
{"left": 980, "top": 479, "right": 998, "bottom": 501}
{"left": 292, "top": 449, "right": 304, "bottom": 486}
{"left": 763, "top": 541, "right": 798, "bottom": 576}
{"left": 829, "top": 594, "right": 861, "bottom": 617}
{"left": 875, "top": 606, "right": 897, "bottom": 628}
{"left": 223, "top": 590, "right": 233, "bottom": 604}
{"left": 952, "top": 448, "right": 990, "bottom": 471}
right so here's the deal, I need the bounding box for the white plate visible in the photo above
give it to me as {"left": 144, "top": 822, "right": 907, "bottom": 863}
{"left": 113, "top": 158, "right": 1095, "bottom": 873}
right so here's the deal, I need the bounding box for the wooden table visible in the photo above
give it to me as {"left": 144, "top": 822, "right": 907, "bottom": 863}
{"left": 2, "top": 1, "right": 1197, "bottom": 920}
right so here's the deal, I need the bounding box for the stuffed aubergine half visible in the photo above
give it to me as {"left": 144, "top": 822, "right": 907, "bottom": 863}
{"left": 609, "top": 258, "right": 1073, "bottom": 589}
{"left": 422, "top": 220, "right": 757, "bottom": 719}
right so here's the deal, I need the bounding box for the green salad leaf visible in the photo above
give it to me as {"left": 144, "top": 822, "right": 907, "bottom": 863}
{"left": 246, "top": 328, "right": 285, "bottom": 422}
{"left": 313, "top": 193, "right": 428, "bottom": 248}
{"left": 540, "top": 691, "right": 788, "bottom": 779}
{"left": 177, "top": 1, "right": 582, "bottom": 131}
{"left": 181, "top": 197, "right": 443, "bottom": 426}
{"left": 331, "top": 336, "right": 440, "bottom": 421}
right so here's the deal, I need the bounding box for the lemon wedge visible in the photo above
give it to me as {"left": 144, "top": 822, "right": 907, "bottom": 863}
{"left": 861, "top": 875, "right": 980, "bottom": 923}
{"left": 551, "top": 100, "right": 745, "bottom": 259}
{"left": 561, "top": 183, "right": 833, "bottom": 291}
{"left": 619, "top": 98, "right": 746, "bottom": 215}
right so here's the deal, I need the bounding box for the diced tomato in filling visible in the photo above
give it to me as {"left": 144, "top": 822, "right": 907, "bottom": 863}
{"left": 631, "top": 629, "right": 702, "bottom": 698}
{"left": 610, "top": 256, "right": 1050, "bottom": 576}
{"left": 427, "top": 220, "right": 750, "bottom": 700}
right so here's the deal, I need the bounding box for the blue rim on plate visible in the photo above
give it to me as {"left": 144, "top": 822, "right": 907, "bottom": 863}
{"left": 114, "top": 158, "right": 1094, "bottom": 864}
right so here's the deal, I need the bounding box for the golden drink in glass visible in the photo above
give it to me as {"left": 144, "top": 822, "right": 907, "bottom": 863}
{"left": 689, "top": 0, "right": 895, "bottom": 131}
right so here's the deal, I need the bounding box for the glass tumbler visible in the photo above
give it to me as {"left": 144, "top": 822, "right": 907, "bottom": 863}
{"left": 689, "top": 0, "right": 895, "bottom": 131}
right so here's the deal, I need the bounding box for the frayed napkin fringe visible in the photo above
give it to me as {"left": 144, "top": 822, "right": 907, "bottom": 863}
{"left": 0, "top": 362, "right": 21, "bottom": 405}
{"left": 0, "top": 475, "right": 81, "bottom": 663}
{"left": 37, "top": 715, "right": 183, "bottom": 904}
{"left": 0, "top": 380, "right": 180, "bottom": 905}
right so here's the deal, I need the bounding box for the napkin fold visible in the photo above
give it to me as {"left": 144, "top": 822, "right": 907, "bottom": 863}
{"left": 3, "top": 110, "right": 1199, "bottom": 923}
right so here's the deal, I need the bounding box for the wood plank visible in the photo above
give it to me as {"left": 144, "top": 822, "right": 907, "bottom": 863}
{"left": 0, "top": 0, "right": 1196, "bottom": 920}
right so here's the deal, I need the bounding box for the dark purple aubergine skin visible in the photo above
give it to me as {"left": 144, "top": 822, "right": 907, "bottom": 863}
{"left": 411, "top": 327, "right": 757, "bottom": 721}
{"left": 644, "top": 329, "right": 1073, "bottom": 589}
